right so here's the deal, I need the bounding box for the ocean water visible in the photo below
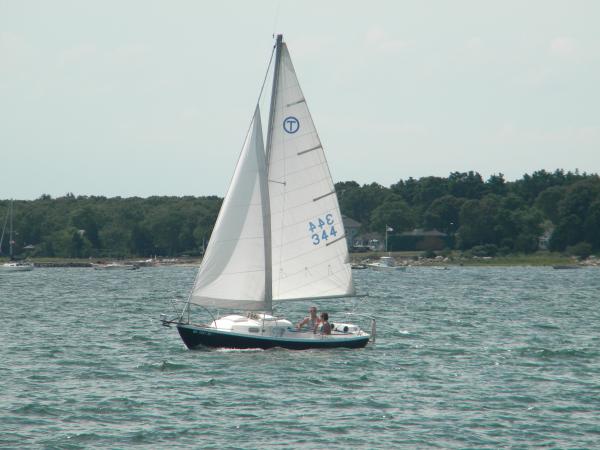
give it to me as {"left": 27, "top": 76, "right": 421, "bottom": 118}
{"left": 1, "top": 266, "right": 599, "bottom": 448}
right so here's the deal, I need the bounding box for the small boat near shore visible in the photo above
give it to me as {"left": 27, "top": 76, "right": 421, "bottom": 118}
{"left": 1, "top": 200, "right": 34, "bottom": 272}
{"left": 367, "top": 256, "right": 407, "bottom": 271}
{"left": 552, "top": 265, "right": 581, "bottom": 270}
{"left": 92, "top": 263, "right": 139, "bottom": 270}
{"left": 0, "top": 261, "right": 34, "bottom": 272}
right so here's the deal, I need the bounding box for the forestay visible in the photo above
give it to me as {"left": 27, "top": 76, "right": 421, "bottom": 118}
{"left": 267, "top": 44, "right": 354, "bottom": 301}
{"left": 190, "top": 108, "right": 269, "bottom": 310}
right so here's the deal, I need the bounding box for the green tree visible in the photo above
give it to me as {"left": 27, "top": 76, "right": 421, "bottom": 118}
{"left": 423, "top": 195, "right": 464, "bottom": 234}
{"left": 535, "top": 186, "right": 566, "bottom": 224}
{"left": 370, "top": 197, "right": 415, "bottom": 234}
{"left": 448, "top": 171, "right": 485, "bottom": 199}
{"left": 337, "top": 182, "right": 390, "bottom": 229}
{"left": 486, "top": 173, "right": 508, "bottom": 196}
{"left": 456, "top": 196, "right": 501, "bottom": 249}
{"left": 584, "top": 200, "right": 600, "bottom": 250}
{"left": 71, "top": 207, "right": 102, "bottom": 250}
{"left": 550, "top": 214, "right": 583, "bottom": 251}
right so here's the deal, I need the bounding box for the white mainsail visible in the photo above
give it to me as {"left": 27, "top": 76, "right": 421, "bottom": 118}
{"left": 190, "top": 107, "right": 269, "bottom": 310}
{"left": 267, "top": 43, "right": 354, "bottom": 301}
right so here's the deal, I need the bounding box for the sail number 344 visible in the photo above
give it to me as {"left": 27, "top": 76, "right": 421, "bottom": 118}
{"left": 309, "top": 214, "right": 337, "bottom": 245}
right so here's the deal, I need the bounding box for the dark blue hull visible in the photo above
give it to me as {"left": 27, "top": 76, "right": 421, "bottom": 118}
{"left": 177, "top": 324, "right": 369, "bottom": 350}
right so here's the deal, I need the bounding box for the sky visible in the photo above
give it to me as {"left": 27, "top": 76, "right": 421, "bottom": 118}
{"left": 1, "top": 0, "right": 599, "bottom": 199}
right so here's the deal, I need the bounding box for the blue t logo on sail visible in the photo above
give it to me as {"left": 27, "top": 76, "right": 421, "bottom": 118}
{"left": 283, "top": 116, "right": 300, "bottom": 134}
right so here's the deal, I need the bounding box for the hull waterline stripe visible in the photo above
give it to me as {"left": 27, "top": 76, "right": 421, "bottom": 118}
{"left": 178, "top": 324, "right": 369, "bottom": 343}
{"left": 297, "top": 145, "right": 322, "bottom": 156}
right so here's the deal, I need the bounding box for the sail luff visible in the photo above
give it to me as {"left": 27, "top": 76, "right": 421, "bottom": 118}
{"left": 266, "top": 34, "right": 283, "bottom": 165}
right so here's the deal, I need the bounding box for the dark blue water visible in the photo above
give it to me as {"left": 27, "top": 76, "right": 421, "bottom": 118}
{"left": 1, "top": 266, "right": 600, "bottom": 448}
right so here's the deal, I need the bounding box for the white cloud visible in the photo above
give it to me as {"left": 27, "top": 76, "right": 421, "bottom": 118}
{"left": 290, "top": 35, "right": 335, "bottom": 58}
{"left": 549, "top": 36, "right": 577, "bottom": 56}
{"left": 0, "top": 31, "right": 33, "bottom": 70}
{"left": 365, "top": 26, "right": 412, "bottom": 54}
{"left": 491, "top": 123, "right": 600, "bottom": 145}
{"left": 57, "top": 44, "right": 97, "bottom": 67}
{"left": 466, "top": 37, "right": 484, "bottom": 52}
{"left": 108, "top": 44, "right": 149, "bottom": 65}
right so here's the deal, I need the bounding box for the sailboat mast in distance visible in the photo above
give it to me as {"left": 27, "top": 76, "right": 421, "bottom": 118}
{"left": 9, "top": 200, "right": 14, "bottom": 259}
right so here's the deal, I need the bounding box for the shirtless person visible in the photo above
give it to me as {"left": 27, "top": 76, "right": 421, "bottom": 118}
{"left": 297, "top": 306, "right": 320, "bottom": 330}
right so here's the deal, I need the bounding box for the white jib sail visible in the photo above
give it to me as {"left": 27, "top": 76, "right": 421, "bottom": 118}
{"left": 267, "top": 43, "right": 354, "bottom": 301}
{"left": 191, "top": 107, "right": 269, "bottom": 310}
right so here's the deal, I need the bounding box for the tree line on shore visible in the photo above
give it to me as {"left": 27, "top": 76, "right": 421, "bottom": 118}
{"left": 1, "top": 169, "right": 599, "bottom": 259}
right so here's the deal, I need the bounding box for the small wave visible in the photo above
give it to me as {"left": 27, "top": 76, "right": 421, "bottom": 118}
{"left": 422, "top": 347, "right": 470, "bottom": 356}
{"left": 135, "top": 360, "right": 191, "bottom": 372}
{"left": 532, "top": 323, "right": 561, "bottom": 330}
{"left": 130, "top": 334, "right": 153, "bottom": 342}
{"left": 12, "top": 403, "right": 62, "bottom": 417}
{"left": 55, "top": 358, "right": 104, "bottom": 368}
{"left": 517, "top": 346, "right": 595, "bottom": 359}
{"left": 27, "top": 374, "right": 54, "bottom": 382}
{"left": 50, "top": 432, "right": 104, "bottom": 444}
{"left": 158, "top": 360, "right": 190, "bottom": 371}
{"left": 215, "top": 348, "right": 265, "bottom": 353}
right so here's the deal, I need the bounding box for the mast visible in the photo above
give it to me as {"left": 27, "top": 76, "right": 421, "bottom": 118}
{"left": 9, "top": 200, "right": 13, "bottom": 260}
{"left": 266, "top": 34, "right": 283, "bottom": 164}
{"left": 262, "top": 34, "right": 283, "bottom": 312}
{"left": 0, "top": 202, "right": 8, "bottom": 256}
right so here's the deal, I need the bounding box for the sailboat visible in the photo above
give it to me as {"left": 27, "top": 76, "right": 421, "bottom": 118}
{"left": 162, "top": 35, "right": 373, "bottom": 350}
{"left": 0, "top": 200, "right": 34, "bottom": 272}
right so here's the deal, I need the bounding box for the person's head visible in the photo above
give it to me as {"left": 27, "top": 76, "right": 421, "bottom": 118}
{"left": 309, "top": 306, "right": 317, "bottom": 317}
{"left": 320, "top": 312, "right": 328, "bottom": 321}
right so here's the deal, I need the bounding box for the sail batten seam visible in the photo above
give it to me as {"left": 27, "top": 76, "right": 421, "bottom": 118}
{"left": 325, "top": 235, "right": 346, "bottom": 246}
{"left": 313, "top": 191, "right": 336, "bottom": 202}
{"left": 286, "top": 98, "right": 306, "bottom": 107}
{"left": 297, "top": 145, "right": 322, "bottom": 156}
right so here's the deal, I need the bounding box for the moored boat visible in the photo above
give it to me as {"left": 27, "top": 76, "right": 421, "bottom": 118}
{"left": 0, "top": 200, "right": 34, "bottom": 272}
{"left": 0, "top": 261, "right": 34, "bottom": 272}
{"left": 367, "top": 256, "right": 407, "bottom": 271}
{"left": 92, "top": 263, "right": 139, "bottom": 270}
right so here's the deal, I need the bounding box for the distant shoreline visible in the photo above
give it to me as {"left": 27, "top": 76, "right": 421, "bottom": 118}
{"left": 349, "top": 251, "right": 595, "bottom": 267}
{"left": 1, "top": 252, "right": 595, "bottom": 268}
